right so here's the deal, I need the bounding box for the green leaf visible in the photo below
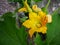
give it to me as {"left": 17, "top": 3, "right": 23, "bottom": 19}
{"left": 0, "top": 12, "right": 27, "bottom": 45}
{"left": 34, "top": 33, "right": 43, "bottom": 45}
{"left": 19, "top": 16, "right": 28, "bottom": 22}
{"left": 47, "top": 11, "right": 60, "bottom": 45}
{"left": 34, "top": 0, "right": 42, "bottom": 2}
{"left": 41, "top": 7, "right": 48, "bottom": 14}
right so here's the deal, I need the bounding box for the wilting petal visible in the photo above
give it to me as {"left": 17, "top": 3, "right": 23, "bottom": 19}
{"left": 32, "top": 5, "right": 41, "bottom": 12}
{"left": 29, "top": 28, "right": 35, "bottom": 38}
{"left": 32, "top": 5, "right": 38, "bottom": 11}
{"left": 47, "top": 14, "right": 52, "bottom": 23}
{"left": 18, "top": 7, "right": 27, "bottom": 12}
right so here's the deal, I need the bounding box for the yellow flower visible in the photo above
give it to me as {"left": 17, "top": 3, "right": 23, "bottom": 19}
{"left": 47, "top": 14, "right": 52, "bottom": 23}
{"left": 18, "top": 7, "right": 27, "bottom": 12}
{"left": 32, "top": 5, "right": 41, "bottom": 12}
{"left": 23, "top": 12, "right": 48, "bottom": 38}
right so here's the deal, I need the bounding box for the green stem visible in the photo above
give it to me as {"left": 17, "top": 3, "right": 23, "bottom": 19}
{"left": 45, "top": 0, "right": 50, "bottom": 9}
{"left": 24, "top": 1, "right": 32, "bottom": 12}
{"left": 22, "top": 0, "right": 32, "bottom": 12}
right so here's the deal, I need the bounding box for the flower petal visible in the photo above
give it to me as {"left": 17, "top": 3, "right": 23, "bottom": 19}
{"left": 38, "top": 11, "right": 46, "bottom": 17}
{"left": 47, "top": 14, "right": 52, "bottom": 23}
{"left": 29, "top": 12, "right": 38, "bottom": 20}
{"left": 23, "top": 20, "right": 31, "bottom": 28}
{"left": 41, "top": 15, "right": 48, "bottom": 26}
{"left": 36, "top": 26, "right": 47, "bottom": 34}
{"left": 32, "top": 5, "right": 38, "bottom": 12}
{"left": 32, "top": 5, "right": 41, "bottom": 12}
{"left": 29, "top": 28, "right": 35, "bottom": 38}
{"left": 18, "top": 7, "right": 27, "bottom": 12}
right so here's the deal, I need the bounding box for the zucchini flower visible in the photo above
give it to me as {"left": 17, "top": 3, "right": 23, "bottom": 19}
{"left": 18, "top": 0, "right": 52, "bottom": 38}
{"left": 23, "top": 11, "right": 48, "bottom": 38}
{"left": 32, "top": 5, "right": 41, "bottom": 12}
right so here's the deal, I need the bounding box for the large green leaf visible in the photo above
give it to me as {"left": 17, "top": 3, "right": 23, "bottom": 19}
{"left": 0, "top": 12, "right": 27, "bottom": 45}
{"left": 47, "top": 12, "right": 60, "bottom": 45}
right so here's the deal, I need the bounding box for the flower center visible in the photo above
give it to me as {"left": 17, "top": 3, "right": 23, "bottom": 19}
{"left": 36, "top": 23, "right": 41, "bottom": 28}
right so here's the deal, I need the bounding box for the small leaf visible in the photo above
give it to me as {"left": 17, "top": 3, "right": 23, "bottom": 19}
{"left": 41, "top": 7, "right": 48, "bottom": 14}
{"left": 19, "top": 16, "right": 28, "bottom": 22}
